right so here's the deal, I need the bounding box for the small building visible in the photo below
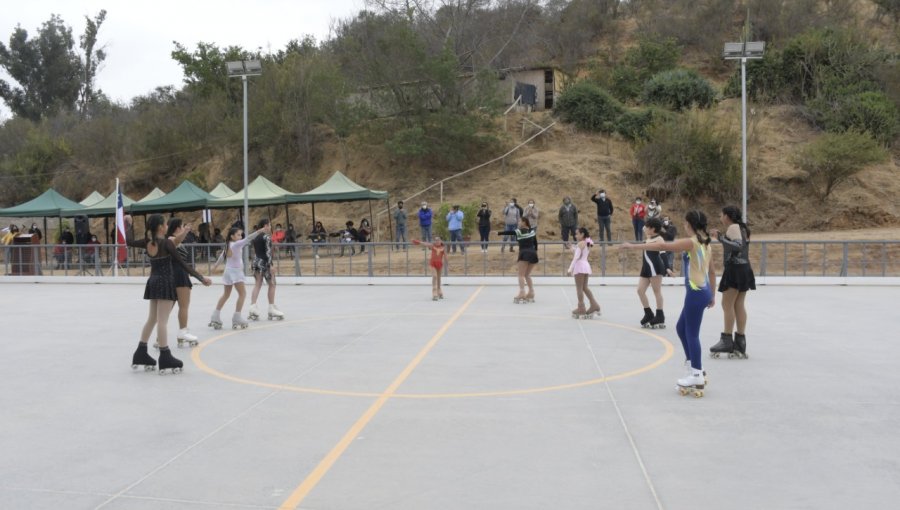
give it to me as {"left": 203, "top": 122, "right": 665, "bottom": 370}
{"left": 497, "top": 66, "right": 569, "bottom": 111}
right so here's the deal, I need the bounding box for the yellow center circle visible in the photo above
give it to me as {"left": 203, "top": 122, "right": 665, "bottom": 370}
{"left": 192, "top": 313, "right": 674, "bottom": 399}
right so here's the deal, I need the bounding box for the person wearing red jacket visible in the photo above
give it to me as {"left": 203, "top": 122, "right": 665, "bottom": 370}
{"left": 629, "top": 197, "right": 647, "bottom": 241}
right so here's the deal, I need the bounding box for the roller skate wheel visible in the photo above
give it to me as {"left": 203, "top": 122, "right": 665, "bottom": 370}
{"left": 131, "top": 364, "right": 138, "bottom": 370}
{"left": 693, "top": 390, "right": 704, "bottom": 398}
{"left": 189, "top": 340, "right": 198, "bottom": 347}
{"left": 678, "top": 387, "right": 689, "bottom": 396}
{"left": 710, "top": 352, "right": 719, "bottom": 359}
{"left": 727, "top": 352, "right": 737, "bottom": 359}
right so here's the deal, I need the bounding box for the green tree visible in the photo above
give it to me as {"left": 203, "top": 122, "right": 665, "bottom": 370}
{"left": 78, "top": 10, "right": 107, "bottom": 117}
{"left": 792, "top": 131, "right": 888, "bottom": 198}
{"left": 0, "top": 15, "right": 83, "bottom": 121}
{"left": 170, "top": 41, "right": 251, "bottom": 100}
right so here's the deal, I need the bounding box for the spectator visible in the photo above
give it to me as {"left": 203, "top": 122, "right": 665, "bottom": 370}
{"left": 501, "top": 198, "right": 521, "bottom": 253}
{"left": 558, "top": 196, "right": 578, "bottom": 245}
{"left": 28, "top": 223, "right": 43, "bottom": 243}
{"left": 476, "top": 202, "right": 491, "bottom": 252}
{"left": 83, "top": 234, "right": 101, "bottom": 265}
{"left": 310, "top": 221, "right": 327, "bottom": 259}
{"left": 284, "top": 224, "right": 297, "bottom": 258}
{"left": 630, "top": 197, "right": 647, "bottom": 241}
{"left": 340, "top": 221, "right": 358, "bottom": 257}
{"left": 358, "top": 218, "right": 371, "bottom": 253}
{"left": 523, "top": 199, "right": 540, "bottom": 232}
{"left": 60, "top": 225, "right": 75, "bottom": 245}
{"left": 646, "top": 199, "right": 662, "bottom": 221}
{"left": 393, "top": 201, "right": 407, "bottom": 250}
{"left": 2, "top": 224, "right": 19, "bottom": 264}
{"left": 446, "top": 205, "right": 465, "bottom": 253}
{"left": 271, "top": 224, "right": 286, "bottom": 259}
{"left": 590, "top": 189, "right": 614, "bottom": 242}
{"left": 418, "top": 202, "right": 433, "bottom": 243}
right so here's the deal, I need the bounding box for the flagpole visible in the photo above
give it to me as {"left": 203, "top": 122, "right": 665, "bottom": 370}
{"left": 114, "top": 178, "right": 119, "bottom": 277}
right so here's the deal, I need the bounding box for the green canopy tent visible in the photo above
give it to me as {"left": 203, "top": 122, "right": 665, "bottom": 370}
{"left": 209, "top": 175, "right": 299, "bottom": 228}
{"left": 130, "top": 181, "right": 217, "bottom": 214}
{"left": 0, "top": 189, "right": 86, "bottom": 266}
{"left": 79, "top": 191, "right": 105, "bottom": 206}
{"left": 287, "top": 171, "right": 391, "bottom": 241}
{"left": 208, "top": 183, "right": 237, "bottom": 198}
{"left": 137, "top": 187, "right": 167, "bottom": 203}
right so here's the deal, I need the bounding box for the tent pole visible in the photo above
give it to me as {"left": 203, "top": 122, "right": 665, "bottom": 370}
{"left": 104, "top": 217, "right": 109, "bottom": 264}
{"left": 385, "top": 194, "right": 392, "bottom": 249}
{"left": 311, "top": 203, "right": 316, "bottom": 230}
{"left": 43, "top": 217, "right": 49, "bottom": 266}
{"left": 368, "top": 200, "right": 374, "bottom": 242}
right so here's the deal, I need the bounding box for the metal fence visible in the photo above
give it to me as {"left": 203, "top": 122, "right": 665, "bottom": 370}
{"left": 2, "top": 239, "right": 899, "bottom": 278}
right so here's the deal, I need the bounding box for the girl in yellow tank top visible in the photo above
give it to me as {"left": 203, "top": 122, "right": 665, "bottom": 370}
{"left": 619, "top": 210, "right": 716, "bottom": 397}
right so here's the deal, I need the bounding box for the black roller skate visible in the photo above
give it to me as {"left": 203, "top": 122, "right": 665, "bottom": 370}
{"left": 649, "top": 309, "right": 666, "bottom": 329}
{"left": 131, "top": 342, "right": 156, "bottom": 371}
{"left": 733, "top": 333, "right": 749, "bottom": 359}
{"left": 157, "top": 346, "right": 183, "bottom": 375}
{"left": 709, "top": 333, "right": 735, "bottom": 359}
{"left": 640, "top": 307, "right": 654, "bottom": 328}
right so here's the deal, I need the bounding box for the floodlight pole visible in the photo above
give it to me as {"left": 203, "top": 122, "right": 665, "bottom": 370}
{"left": 242, "top": 74, "right": 249, "bottom": 237}
{"left": 741, "top": 57, "right": 747, "bottom": 224}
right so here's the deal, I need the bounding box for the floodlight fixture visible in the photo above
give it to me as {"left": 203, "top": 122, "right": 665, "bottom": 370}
{"left": 226, "top": 61, "right": 245, "bottom": 76}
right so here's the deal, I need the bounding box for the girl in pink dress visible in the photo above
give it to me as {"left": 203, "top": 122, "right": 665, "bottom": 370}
{"left": 567, "top": 227, "right": 601, "bottom": 318}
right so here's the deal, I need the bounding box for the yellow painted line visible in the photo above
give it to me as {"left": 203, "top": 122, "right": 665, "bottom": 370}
{"left": 277, "top": 286, "right": 484, "bottom": 510}
{"left": 192, "top": 313, "right": 673, "bottom": 399}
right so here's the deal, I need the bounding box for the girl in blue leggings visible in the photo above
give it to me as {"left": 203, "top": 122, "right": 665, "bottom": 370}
{"left": 620, "top": 210, "right": 716, "bottom": 395}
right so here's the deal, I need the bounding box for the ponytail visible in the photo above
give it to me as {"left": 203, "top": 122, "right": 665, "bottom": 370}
{"left": 722, "top": 205, "right": 751, "bottom": 240}
{"left": 685, "top": 210, "right": 710, "bottom": 246}
{"left": 146, "top": 214, "right": 166, "bottom": 247}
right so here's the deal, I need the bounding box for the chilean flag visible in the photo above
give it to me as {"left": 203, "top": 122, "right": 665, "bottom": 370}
{"left": 115, "top": 180, "right": 127, "bottom": 264}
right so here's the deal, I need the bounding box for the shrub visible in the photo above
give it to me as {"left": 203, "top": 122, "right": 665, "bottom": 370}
{"left": 634, "top": 112, "right": 739, "bottom": 199}
{"left": 642, "top": 68, "right": 716, "bottom": 111}
{"left": 791, "top": 131, "right": 888, "bottom": 198}
{"left": 615, "top": 108, "right": 657, "bottom": 141}
{"left": 807, "top": 91, "right": 899, "bottom": 145}
{"left": 606, "top": 37, "right": 681, "bottom": 102}
{"left": 555, "top": 82, "right": 624, "bottom": 133}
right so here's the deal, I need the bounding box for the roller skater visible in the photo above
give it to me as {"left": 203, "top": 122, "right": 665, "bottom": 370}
{"left": 249, "top": 218, "right": 283, "bottom": 322}
{"left": 711, "top": 205, "right": 755, "bottom": 360}
{"left": 412, "top": 236, "right": 447, "bottom": 301}
{"left": 167, "top": 217, "right": 203, "bottom": 348}
{"left": 621, "top": 210, "right": 716, "bottom": 398}
{"left": 210, "top": 223, "right": 270, "bottom": 328}
{"left": 498, "top": 217, "right": 539, "bottom": 305}
{"left": 635, "top": 218, "right": 666, "bottom": 330}
{"left": 567, "top": 227, "right": 601, "bottom": 319}
{"left": 131, "top": 342, "right": 157, "bottom": 371}
{"left": 232, "top": 312, "right": 249, "bottom": 329}
{"left": 157, "top": 346, "right": 183, "bottom": 375}
{"left": 208, "top": 309, "right": 223, "bottom": 330}
{"left": 125, "top": 214, "right": 211, "bottom": 373}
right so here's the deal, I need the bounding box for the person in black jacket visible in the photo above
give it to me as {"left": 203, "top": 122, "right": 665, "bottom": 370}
{"left": 476, "top": 202, "right": 492, "bottom": 252}
{"left": 590, "top": 190, "right": 614, "bottom": 242}
{"left": 498, "top": 217, "right": 539, "bottom": 304}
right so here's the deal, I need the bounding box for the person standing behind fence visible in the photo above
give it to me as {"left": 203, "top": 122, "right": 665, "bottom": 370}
{"left": 284, "top": 224, "right": 297, "bottom": 258}
{"left": 446, "top": 205, "right": 465, "bottom": 253}
{"left": 310, "top": 221, "right": 327, "bottom": 259}
{"left": 501, "top": 199, "right": 521, "bottom": 253}
{"left": 394, "top": 201, "right": 407, "bottom": 250}
{"left": 418, "top": 202, "right": 433, "bottom": 243}
{"left": 591, "top": 190, "right": 614, "bottom": 242}
{"left": 558, "top": 196, "right": 578, "bottom": 246}
{"left": 646, "top": 199, "right": 662, "bottom": 221}
{"left": 524, "top": 199, "right": 540, "bottom": 232}
{"left": 709, "top": 205, "right": 755, "bottom": 359}
{"left": 476, "top": 202, "right": 491, "bottom": 252}
{"left": 358, "top": 218, "right": 371, "bottom": 253}
{"left": 630, "top": 197, "right": 647, "bottom": 241}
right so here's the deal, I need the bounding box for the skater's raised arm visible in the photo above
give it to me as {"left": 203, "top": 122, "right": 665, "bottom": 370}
{"left": 163, "top": 238, "right": 211, "bottom": 286}
{"left": 412, "top": 239, "right": 433, "bottom": 248}
{"left": 123, "top": 215, "right": 149, "bottom": 249}
{"left": 619, "top": 237, "right": 693, "bottom": 253}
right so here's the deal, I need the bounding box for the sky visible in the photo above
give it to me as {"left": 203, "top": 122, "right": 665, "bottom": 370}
{"left": 0, "top": 0, "right": 365, "bottom": 120}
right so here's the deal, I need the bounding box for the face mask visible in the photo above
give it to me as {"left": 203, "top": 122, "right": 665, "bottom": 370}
{"left": 528, "top": 202, "right": 534, "bottom": 207}
{"left": 663, "top": 220, "right": 670, "bottom": 226}
{"left": 509, "top": 203, "right": 515, "bottom": 207}
{"left": 636, "top": 200, "right": 642, "bottom": 204}
{"left": 422, "top": 205, "right": 427, "bottom": 209}
{"left": 600, "top": 194, "right": 606, "bottom": 199}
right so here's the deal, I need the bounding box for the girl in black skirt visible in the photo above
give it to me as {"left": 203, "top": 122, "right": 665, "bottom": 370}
{"left": 126, "top": 214, "right": 211, "bottom": 374}
{"left": 637, "top": 218, "right": 667, "bottom": 329}
{"left": 498, "top": 217, "right": 539, "bottom": 303}
{"left": 167, "top": 218, "right": 200, "bottom": 347}
{"left": 709, "top": 205, "right": 755, "bottom": 358}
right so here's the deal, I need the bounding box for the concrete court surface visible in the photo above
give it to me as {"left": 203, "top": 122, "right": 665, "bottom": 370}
{"left": 0, "top": 281, "right": 898, "bottom": 510}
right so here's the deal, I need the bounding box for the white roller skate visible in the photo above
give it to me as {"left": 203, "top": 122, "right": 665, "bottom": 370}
{"left": 248, "top": 303, "right": 260, "bottom": 321}
{"left": 232, "top": 313, "right": 249, "bottom": 329}
{"left": 208, "top": 310, "right": 223, "bottom": 330}
{"left": 513, "top": 290, "right": 527, "bottom": 304}
{"left": 585, "top": 304, "right": 601, "bottom": 318}
{"left": 572, "top": 305, "right": 589, "bottom": 319}
{"left": 525, "top": 290, "right": 535, "bottom": 303}
{"left": 267, "top": 304, "right": 284, "bottom": 321}
{"left": 176, "top": 328, "right": 199, "bottom": 348}
{"left": 676, "top": 371, "right": 706, "bottom": 398}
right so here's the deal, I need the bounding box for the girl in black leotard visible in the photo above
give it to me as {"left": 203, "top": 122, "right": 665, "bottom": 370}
{"left": 637, "top": 218, "right": 666, "bottom": 328}
{"left": 126, "top": 214, "right": 211, "bottom": 373}
{"left": 167, "top": 218, "right": 200, "bottom": 347}
{"left": 498, "top": 217, "right": 539, "bottom": 303}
